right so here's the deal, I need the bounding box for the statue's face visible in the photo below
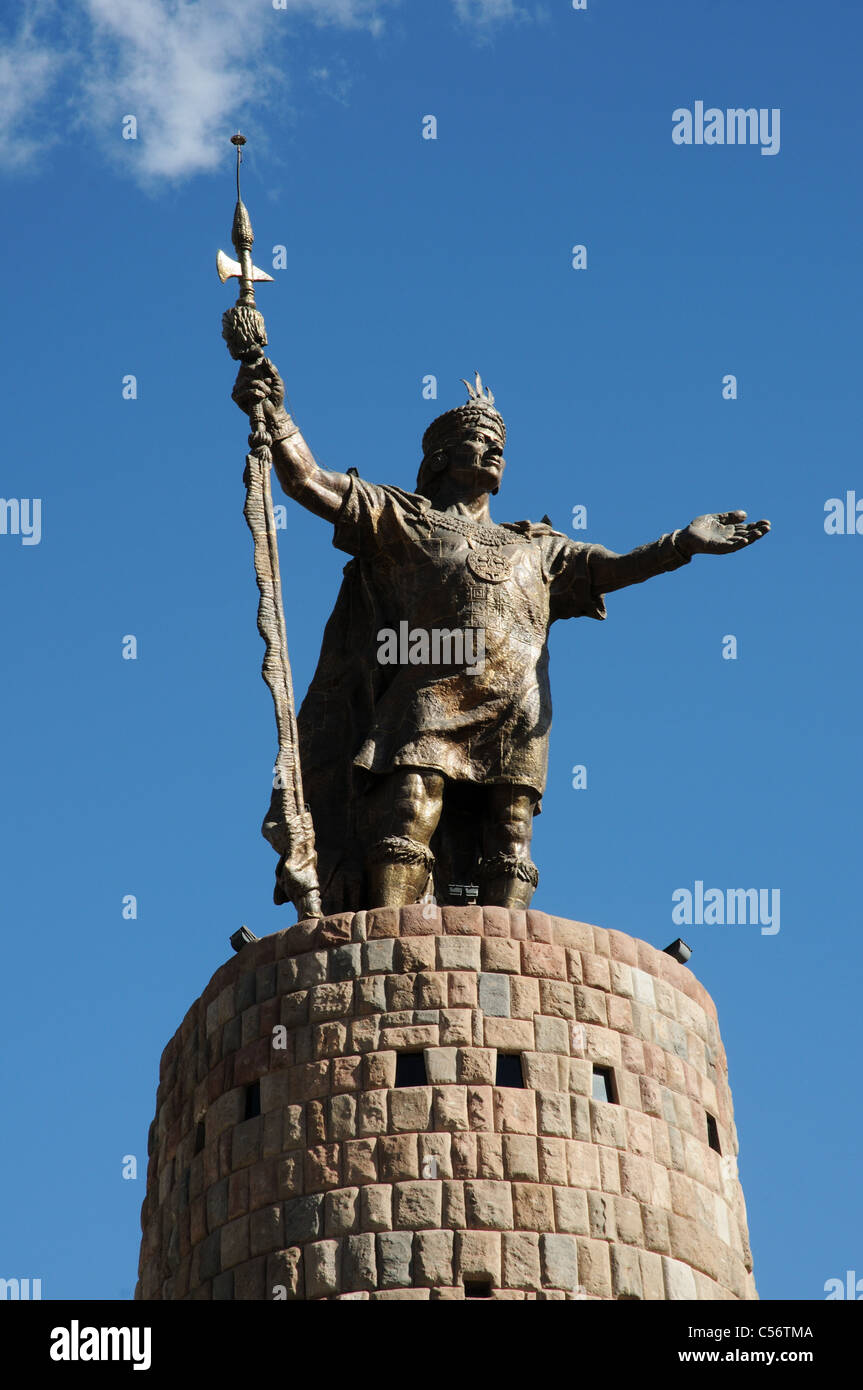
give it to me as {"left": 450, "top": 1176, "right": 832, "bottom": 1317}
{"left": 446, "top": 427, "right": 506, "bottom": 495}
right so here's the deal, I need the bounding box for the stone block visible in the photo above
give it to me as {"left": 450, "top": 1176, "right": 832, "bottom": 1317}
{"left": 305, "top": 1144, "right": 341, "bottom": 1191}
{"left": 502, "top": 1232, "right": 542, "bottom": 1291}
{"left": 377, "top": 1231, "right": 413, "bottom": 1288}
{"left": 355, "top": 977, "right": 387, "bottom": 1015}
{"left": 641, "top": 1203, "right": 671, "bottom": 1254}
{"left": 388, "top": 1085, "right": 433, "bottom": 1133}
{"left": 502, "top": 1135, "right": 539, "bottom": 1182}
{"left": 442, "top": 1180, "right": 467, "bottom": 1228}
{"left": 305, "top": 1239, "right": 341, "bottom": 1298}
{"left": 419, "top": 1132, "right": 452, "bottom": 1179}
{"left": 433, "top": 1085, "right": 469, "bottom": 1131}
{"left": 509, "top": 976, "right": 541, "bottom": 1019}
{"left": 342, "top": 1138, "right": 377, "bottom": 1187}
{"left": 614, "top": 1195, "right": 644, "bottom": 1246}
{"left": 329, "top": 1093, "right": 357, "bottom": 1141}
{"left": 533, "top": 1015, "right": 570, "bottom": 1054}
{"left": 276, "top": 1154, "right": 303, "bottom": 1200}
{"left": 512, "top": 1182, "right": 554, "bottom": 1232}
{"left": 331, "top": 1055, "right": 362, "bottom": 1093}
{"left": 447, "top": 974, "right": 478, "bottom": 1008}
{"left": 249, "top": 1204, "right": 283, "bottom": 1258}
{"left": 220, "top": 1215, "right": 249, "bottom": 1270}
{"left": 639, "top": 1249, "right": 664, "bottom": 1300}
{"left": 467, "top": 1085, "right": 494, "bottom": 1132}
{"left": 268, "top": 1247, "right": 303, "bottom": 1300}
{"left": 393, "top": 1181, "right": 443, "bottom": 1230}
{"left": 481, "top": 938, "right": 521, "bottom": 973}
{"left": 539, "top": 980, "right": 575, "bottom": 1019}
{"left": 450, "top": 1133, "right": 477, "bottom": 1179}
{"left": 521, "top": 941, "right": 567, "bottom": 980}
{"left": 414, "top": 1229, "right": 455, "bottom": 1286}
{"left": 571, "top": 1094, "right": 591, "bottom": 1142}
{"left": 439, "top": 1009, "right": 473, "bottom": 1045}
{"left": 381, "top": 1024, "right": 439, "bottom": 1051}
{"left": 588, "top": 1191, "right": 615, "bottom": 1240}
{"left": 348, "top": 1018, "right": 381, "bottom": 1053}
{"left": 233, "top": 1256, "right": 266, "bottom": 1300}
{"left": 483, "top": 1017, "right": 534, "bottom": 1052}
{"left": 329, "top": 944, "right": 362, "bottom": 981}
{"left": 363, "top": 938, "right": 395, "bottom": 974}
{"left": 481, "top": 906, "right": 512, "bottom": 937}
{"left": 538, "top": 1138, "right": 567, "bottom": 1185}
{"left": 493, "top": 1088, "right": 537, "bottom": 1135}
{"left": 478, "top": 973, "right": 511, "bottom": 1017}
{"left": 342, "top": 1233, "right": 376, "bottom": 1292}
{"left": 541, "top": 1234, "right": 579, "bottom": 1291}
{"left": 537, "top": 1090, "right": 572, "bottom": 1138}
{"left": 599, "top": 1144, "right": 622, "bottom": 1194}
{"left": 357, "top": 1089, "right": 388, "bottom": 1137}
{"left": 454, "top": 1231, "right": 501, "bottom": 1285}
{"left": 437, "top": 937, "right": 482, "bottom": 971}
{"left": 443, "top": 906, "right": 484, "bottom": 936}
{"left": 553, "top": 1186, "right": 590, "bottom": 1235}
{"left": 567, "top": 1141, "right": 600, "bottom": 1189}
{"left": 385, "top": 974, "right": 416, "bottom": 1011}
{"left": 395, "top": 937, "right": 436, "bottom": 973}
{"left": 463, "top": 1180, "right": 513, "bottom": 1230}
{"left": 590, "top": 1098, "right": 626, "bottom": 1149}
{"left": 611, "top": 1242, "right": 644, "bottom": 1299}
{"left": 360, "top": 1184, "right": 392, "bottom": 1232}
{"left": 477, "top": 1133, "right": 504, "bottom": 1179}
{"left": 324, "top": 1187, "right": 359, "bottom": 1236}
{"left": 377, "top": 1134, "right": 419, "bottom": 1182}
{"left": 231, "top": 1116, "right": 263, "bottom": 1171}
{"left": 294, "top": 952, "right": 328, "bottom": 990}
{"left": 416, "top": 973, "right": 448, "bottom": 1009}
{"left": 367, "top": 907, "right": 400, "bottom": 939}
{"left": 606, "top": 994, "right": 633, "bottom": 1034}
{"left": 576, "top": 1237, "right": 612, "bottom": 1298}
{"left": 663, "top": 1254, "right": 697, "bottom": 1300}
{"left": 424, "top": 1046, "right": 458, "bottom": 1084}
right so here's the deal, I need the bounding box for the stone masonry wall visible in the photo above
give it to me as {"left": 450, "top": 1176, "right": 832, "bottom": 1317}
{"left": 136, "top": 906, "right": 757, "bottom": 1301}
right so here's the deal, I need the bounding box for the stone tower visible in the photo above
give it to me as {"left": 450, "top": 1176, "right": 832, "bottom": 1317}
{"left": 136, "top": 906, "right": 757, "bottom": 1300}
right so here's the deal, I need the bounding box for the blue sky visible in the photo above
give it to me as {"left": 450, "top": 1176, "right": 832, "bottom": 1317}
{"left": 1, "top": 0, "right": 860, "bottom": 1301}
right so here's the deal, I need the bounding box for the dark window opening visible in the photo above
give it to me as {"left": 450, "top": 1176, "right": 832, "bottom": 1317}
{"left": 194, "top": 1121, "right": 205, "bottom": 1154}
{"left": 706, "top": 1112, "right": 721, "bottom": 1153}
{"left": 495, "top": 1053, "right": 525, "bottom": 1088}
{"left": 463, "top": 1279, "right": 493, "bottom": 1299}
{"left": 591, "top": 1065, "right": 616, "bottom": 1103}
{"left": 244, "top": 1081, "right": 261, "bottom": 1120}
{"left": 395, "top": 1052, "right": 428, "bottom": 1087}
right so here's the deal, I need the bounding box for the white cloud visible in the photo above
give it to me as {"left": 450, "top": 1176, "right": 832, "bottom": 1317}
{"left": 0, "top": 5, "right": 69, "bottom": 169}
{"left": 0, "top": 0, "right": 527, "bottom": 183}
{"left": 452, "top": 0, "right": 525, "bottom": 24}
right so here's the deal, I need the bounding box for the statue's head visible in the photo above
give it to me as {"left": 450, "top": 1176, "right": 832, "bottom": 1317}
{"left": 416, "top": 372, "right": 506, "bottom": 502}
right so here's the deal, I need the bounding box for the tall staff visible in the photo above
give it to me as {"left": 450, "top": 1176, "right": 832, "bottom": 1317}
{"left": 218, "top": 133, "right": 321, "bottom": 921}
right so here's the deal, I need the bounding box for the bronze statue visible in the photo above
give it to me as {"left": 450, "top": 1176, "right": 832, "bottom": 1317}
{"left": 231, "top": 361, "right": 770, "bottom": 916}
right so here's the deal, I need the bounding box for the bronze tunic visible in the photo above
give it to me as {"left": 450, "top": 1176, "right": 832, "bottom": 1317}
{"left": 330, "top": 475, "right": 690, "bottom": 799}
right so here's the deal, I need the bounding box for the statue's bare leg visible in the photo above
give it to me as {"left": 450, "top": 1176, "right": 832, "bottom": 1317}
{"left": 366, "top": 767, "right": 444, "bottom": 908}
{"left": 479, "top": 784, "right": 540, "bottom": 909}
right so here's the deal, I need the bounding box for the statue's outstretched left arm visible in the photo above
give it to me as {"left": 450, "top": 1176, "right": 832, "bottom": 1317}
{"left": 590, "top": 511, "right": 770, "bottom": 594}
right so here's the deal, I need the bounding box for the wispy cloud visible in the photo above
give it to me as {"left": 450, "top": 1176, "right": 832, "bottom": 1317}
{"left": 452, "top": 0, "right": 526, "bottom": 25}
{"left": 0, "top": 0, "right": 528, "bottom": 184}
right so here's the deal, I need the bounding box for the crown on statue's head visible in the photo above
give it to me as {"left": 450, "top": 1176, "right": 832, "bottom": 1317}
{"left": 421, "top": 371, "right": 506, "bottom": 458}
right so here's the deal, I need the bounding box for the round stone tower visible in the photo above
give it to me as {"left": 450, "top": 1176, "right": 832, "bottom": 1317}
{"left": 136, "top": 906, "right": 757, "bottom": 1301}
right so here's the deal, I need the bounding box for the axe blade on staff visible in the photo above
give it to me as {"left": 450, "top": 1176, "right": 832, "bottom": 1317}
{"left": 218, "top": 132, "right": 322, "bottom": 923}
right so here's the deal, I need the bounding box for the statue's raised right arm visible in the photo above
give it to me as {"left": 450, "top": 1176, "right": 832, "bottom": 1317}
{"left": 233, "top": 359, "right": 349, "bottom": 522}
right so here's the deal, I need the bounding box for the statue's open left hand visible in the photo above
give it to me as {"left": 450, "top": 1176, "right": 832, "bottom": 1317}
{"left": 680, "top": 511, "right": 770, "bottom": 556}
